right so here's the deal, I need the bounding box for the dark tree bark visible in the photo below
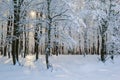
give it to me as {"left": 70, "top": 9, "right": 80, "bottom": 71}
{"left": 99, "top": 0, "right": 114, "bottom": 62}
{"left": 3, "top": 46, "right": 7, "bottom": 56}
{"left": 12, "top": 0, "right": 24, "bottom": 65}
{"left": 45, "top": 0, "right": 52, "bottom": 69}
{"left": 34, "top": 12, "right": 42, "bottom": 60}
{"left": 40, "top": 22, "right": 43, "bottom": 55}
{"left": 7, "top": 16, "right": 13, "bottom": 58}
{"left": 44, "top": 0, "right": 68, "bottom": 69}
{"left": 97, "top": 34, "right": 100, "bottom": 55}
{"left": 84, "top": 29, "right": 88, "bottom": 55}
{"left": 1, "top": 24, "right": 4, "bottom": 55}
{"left": 99, "top": 18, "right": 108, "bottom": 62}
{"left": 101, "top": 35, "right": 106, "bottom": 62}
{"left": 34, "top": 26, "right": 39, "bottom": 60}
{"left": 24, "top": 31, "right": 29, "bottom": 58}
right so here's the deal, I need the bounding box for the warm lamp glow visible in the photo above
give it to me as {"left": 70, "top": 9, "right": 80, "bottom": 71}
{"left": 30, "top": 11, "right": 36, "bottom": 18}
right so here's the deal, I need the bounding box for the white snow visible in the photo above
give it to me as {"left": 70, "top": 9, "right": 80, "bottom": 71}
{"left": 0, "top": 55, "right": 120, "bottom": 80}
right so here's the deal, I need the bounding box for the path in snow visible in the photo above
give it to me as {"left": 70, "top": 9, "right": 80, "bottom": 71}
{"left": 0, "top": 55, "right": 120, "bottom": 80}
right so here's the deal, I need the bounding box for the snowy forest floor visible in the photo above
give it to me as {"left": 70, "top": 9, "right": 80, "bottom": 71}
{"left": 0, "top": 55, "right": 120, "bottom": 80}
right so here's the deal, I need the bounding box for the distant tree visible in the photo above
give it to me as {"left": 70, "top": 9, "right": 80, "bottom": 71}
{"left": 6, "top": 15, "right": 13, "bottom": 58}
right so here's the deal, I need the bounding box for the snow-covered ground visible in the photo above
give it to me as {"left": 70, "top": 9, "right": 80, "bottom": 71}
{"left": 0, "top": 55, "right": 120, "bottom": 80}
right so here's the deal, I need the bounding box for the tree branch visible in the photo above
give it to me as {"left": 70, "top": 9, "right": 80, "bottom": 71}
{"left": 52, "top": 9, "right": 68, "bottom": 19}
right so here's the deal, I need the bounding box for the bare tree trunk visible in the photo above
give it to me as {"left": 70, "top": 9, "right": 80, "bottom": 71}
{"left": 0, "top": 24, "right": 4, "bottom": 55}
{"left": 34, "top": 12, "right": 41, "bottom": 60}
{"left": 40, "top": 25, "right": 43, "bottom": 55}
{"left": 101, "top": 35, "right": 106, "bottom": 62}
{"left": 97, "top": 35, "right": 100, "bottom": 55}
{"left": 62, "top": 43, "right": 64, "bottom": 54}
{"left": 7, "top": 16, "right": 13, "bottom": 58}
{"left": 12, "top": 40, "right": 16, "bottom": 65}
{"left": 44, "top": 0, "right": 52, "bottom": 69}
{"left": 34, "top": 26, "right": 39, "bottom": 60}
{"left": 12, "top": 0, "right": 19, "bottom": 65}
{"left": 24, "top": 29, "right": 29, "bottom": 58}
{"left": 92, "top": 34, "right": 96, "bottom": 55}
{"left": 84, "top": 29, "right": 88, "bottom": 55}
{"left": 12, "top": 0, "right": 24, "bottom": 65}
{"left": 3, "top": 46, "right": 7, "bottom": 56}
